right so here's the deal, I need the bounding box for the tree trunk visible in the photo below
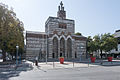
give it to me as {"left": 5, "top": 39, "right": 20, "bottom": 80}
{"left": 98, "top": 50, "right": 100, "bottom": 58}
{"left": 2, "top": 50, "right": 6, "bottom": 62}
{"left": 100, "top": 50, "right": 103, "bottom": 59}
{"left": 11, "top": 54, "right": 13, "bottom": 60}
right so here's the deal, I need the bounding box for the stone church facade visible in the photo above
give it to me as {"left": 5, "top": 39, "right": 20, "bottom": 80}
{"left": 26, "top": 2, "right": 87, "bottom": 60}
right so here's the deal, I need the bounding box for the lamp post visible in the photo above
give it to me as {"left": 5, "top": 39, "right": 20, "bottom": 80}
{"left": 16, "top": 45, "right": 19, "bottom": 66}
{"left": 19, "top": 53, "right": 21, "bottom": 64}
{"left": 39, "top": 43, "right": 42, "bottom": 61}
{"left": 79, "top": 46, "right": 84, "bottom": 61}
{"left": 46, "top": 34, "right": 48, "bottom": 64}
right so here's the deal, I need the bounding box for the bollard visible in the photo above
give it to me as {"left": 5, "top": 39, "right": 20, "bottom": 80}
{"left": 111, "top": 61, "right": 112, "bottom": 64}
{"left": 73, "top": 61, "right": 74, "bottom": 68}
{"left": 35, "top": 60, "right": 38, "bottom": 66}
{"left": 88, "top": 58, "right": 90, "bottom": 67}
{"left": 53, "top": 61, "right": 55, "bottom": 68}
{"left": 100, "top": 59, "right": 103, "bottom": 65}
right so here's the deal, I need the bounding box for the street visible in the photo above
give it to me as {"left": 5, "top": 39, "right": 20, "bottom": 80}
{"left": 7, "top": 61, "right": 120, "bottom": 80}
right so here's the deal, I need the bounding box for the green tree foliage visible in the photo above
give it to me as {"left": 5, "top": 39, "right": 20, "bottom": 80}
{"left": 87, "top": 36, "right": 94, "bottom": 53}
{"left": 87, "top": 33, "right": 117, "bottom": 58}
{"left": 101, "top": 33, "right": 117, "bottom": 53}
{"left": 0, "top": 3, "right": 24, "bottom": 61}
{"left": 75, "top": 32, "right": 82, "bottom": 36}
{"left": 93, "top": 35, "right": 100, "bottom": 52}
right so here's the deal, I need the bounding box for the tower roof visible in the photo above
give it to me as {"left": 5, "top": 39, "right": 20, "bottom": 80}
{"left": 57, "top": 1, "right": 66, "bottom": 19}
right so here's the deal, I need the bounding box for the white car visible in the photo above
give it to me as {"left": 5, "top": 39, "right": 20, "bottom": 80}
{"left": 0, "top": 54, "right": 2, "bottom": 59}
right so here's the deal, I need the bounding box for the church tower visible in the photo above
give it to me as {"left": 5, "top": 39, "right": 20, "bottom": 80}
{"left": 57, "top": 1, "right": 66, "bottom": 19}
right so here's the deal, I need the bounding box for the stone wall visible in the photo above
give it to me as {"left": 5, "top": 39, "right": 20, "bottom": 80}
{"left": 45, "top": 17, "right": 75, "bottom": 35}
{"left": 74, "top": 40, "right": 86, "bottom": 59}
{"left": 26, "top": 31, "right": 47, "bottom": 60}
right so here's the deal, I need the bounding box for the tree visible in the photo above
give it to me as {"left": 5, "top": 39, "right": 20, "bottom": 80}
{"left": 93, "top": 35, "right": 100, "bottom": 52}
{"left": 102, "top": 34, "right": 117, "bottom": 54}
{"left": 87, "top": 36, "right": 96, "bottom": 54}
{"left": 87, "top": 33, "right": 117, "bottom": 58}
{"left": 0, "top": 3, "right": 24, "bottom": 61}
{"left": 75, "top": 32, "right": 82, "bottom": 36}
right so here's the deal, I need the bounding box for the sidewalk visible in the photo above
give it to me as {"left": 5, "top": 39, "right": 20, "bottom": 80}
{"left": 0, "top": 60, "right": 33, "bottom": 80}
{"left": 0, "top": 60, "right": 33, "bottom": 71}
{"left": 1, "top": 59, "right": 119, "bottom": 70}
{"left": 27, "top": 59, "right": 120, "bottom": 70}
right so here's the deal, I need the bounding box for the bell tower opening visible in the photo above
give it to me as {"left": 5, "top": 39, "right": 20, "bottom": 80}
{"left": 57, "top": 1, "right": 66, "bottom": 19}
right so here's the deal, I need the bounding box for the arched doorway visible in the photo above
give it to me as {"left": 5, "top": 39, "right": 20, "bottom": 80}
{"left": 53, "top": 37, "right": 58, "bottom": 58}
{"left": 60, "top": 37, "right": 65, "bottom": 57}
{"left": 67, "top": 38, "right": 72, "bottom": 58}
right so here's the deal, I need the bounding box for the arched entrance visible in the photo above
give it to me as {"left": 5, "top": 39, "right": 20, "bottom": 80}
{"left": 53, "top": 37, "right": 58, "bottom": 58}
{"left": 60, "top": 37, "right": 65, "bottom": 57}
{"left": 67, "top": 38, "right": 72, "bottom": 58}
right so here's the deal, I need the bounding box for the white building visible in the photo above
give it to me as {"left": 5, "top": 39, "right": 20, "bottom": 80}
{"left": 114, "top": 30, "right": 120, "bottom": 52}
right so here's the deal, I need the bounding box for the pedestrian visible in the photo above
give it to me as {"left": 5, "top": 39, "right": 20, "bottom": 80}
{"left": 35, "top": 56, "right": 38, "bottom": 66}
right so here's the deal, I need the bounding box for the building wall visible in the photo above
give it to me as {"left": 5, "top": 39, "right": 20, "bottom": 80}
{"left": 26, "top": 18, "right": 87, "bottom": 60}
{"left": 45, "top": 17, "right": 75, "bottom": 35}
{"left": 48, "top": 34, "right": 75, "bottom": 59}
{"left": 74, "top": 40, "right": 86, "bottom": 59}
{"left": 118, "top": 44, "right": 120, "bottom": 52}
{"left": 113, "top": 30, "right": 120, "bottom": 53}
{"left": 45, "top": 16, "right": 76, "bottom": 59}
{"left": 26, "top": 31, "right": 47, "bottom": 60}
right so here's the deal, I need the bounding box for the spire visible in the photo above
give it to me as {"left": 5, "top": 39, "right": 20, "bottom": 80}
{"left": 57, "top": 1, "right": 66, "bottom": 19}
{"left": 60, "top": 1, "right": 63, "bottom": 7}
{"left": 59, "top": 1, "right": 64, "bottom": 11}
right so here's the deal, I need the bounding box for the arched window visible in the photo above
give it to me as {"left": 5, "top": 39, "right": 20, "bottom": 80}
{"left": 60, "top": 37, "right": 65, "bottom": 57}
{"left": 53, "top": 37, "right": 58, "bottom": 58}
{"left": 67, "top": 38, "right": 72, "bottom": 58}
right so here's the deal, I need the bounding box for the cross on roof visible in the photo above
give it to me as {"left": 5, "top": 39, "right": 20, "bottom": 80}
{"left": 60, "top": 1, "right": 63, "bottom": 7}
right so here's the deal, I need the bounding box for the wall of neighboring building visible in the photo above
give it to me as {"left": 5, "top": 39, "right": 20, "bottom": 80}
{"left": 118, "top": 44, "right": 120, "bottom": 52}
{"left": 114, "top": 30, "right": 120, "bottom": 53}
{"left": 74, "top": 40, "right": 86, "bottom": 59}
{"left": 26, "top": 31, "right": 47, "bottom": 60}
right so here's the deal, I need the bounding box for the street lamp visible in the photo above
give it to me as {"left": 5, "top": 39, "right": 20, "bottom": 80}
{"left": 46, "top": 34, "right": 48, "bottom": 64}
{"left": 39, "top": 43, "right": 42, "bottom": 61}
{"left": 16, "top": 45, "right": 19, "bottom": 66}
{"left": 46, "top": 35, "right": 48, "bottom": 64}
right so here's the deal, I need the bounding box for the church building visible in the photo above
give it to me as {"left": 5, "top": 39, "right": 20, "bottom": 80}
{"left": 26, "top": 1, "right": 87, "bottom": 60}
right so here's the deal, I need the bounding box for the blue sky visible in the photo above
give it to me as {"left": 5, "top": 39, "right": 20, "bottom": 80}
{"left": 0, "top": 0, "right": 120, "bottom": 37}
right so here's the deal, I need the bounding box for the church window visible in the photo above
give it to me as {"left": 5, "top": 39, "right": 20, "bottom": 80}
{"left": 59, "top": 23, "right": 67, "bottom": 29}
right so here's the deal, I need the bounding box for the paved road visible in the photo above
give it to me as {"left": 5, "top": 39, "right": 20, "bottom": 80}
{"left": 9, "top": 65, "right": 120, "bottom": 80}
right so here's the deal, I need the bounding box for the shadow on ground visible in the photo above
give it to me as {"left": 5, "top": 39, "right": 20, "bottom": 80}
{"left": 0, "top": 60, "right": 33, "bottom": 80}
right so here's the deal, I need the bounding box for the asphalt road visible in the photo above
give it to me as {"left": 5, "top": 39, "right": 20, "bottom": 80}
{"left": 9, "top": 66, "right": 120, "bottom": 80}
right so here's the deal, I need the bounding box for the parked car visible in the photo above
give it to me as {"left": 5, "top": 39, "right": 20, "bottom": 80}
{"left": 0, "top": 50, "right": 2, "bottom": 59}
